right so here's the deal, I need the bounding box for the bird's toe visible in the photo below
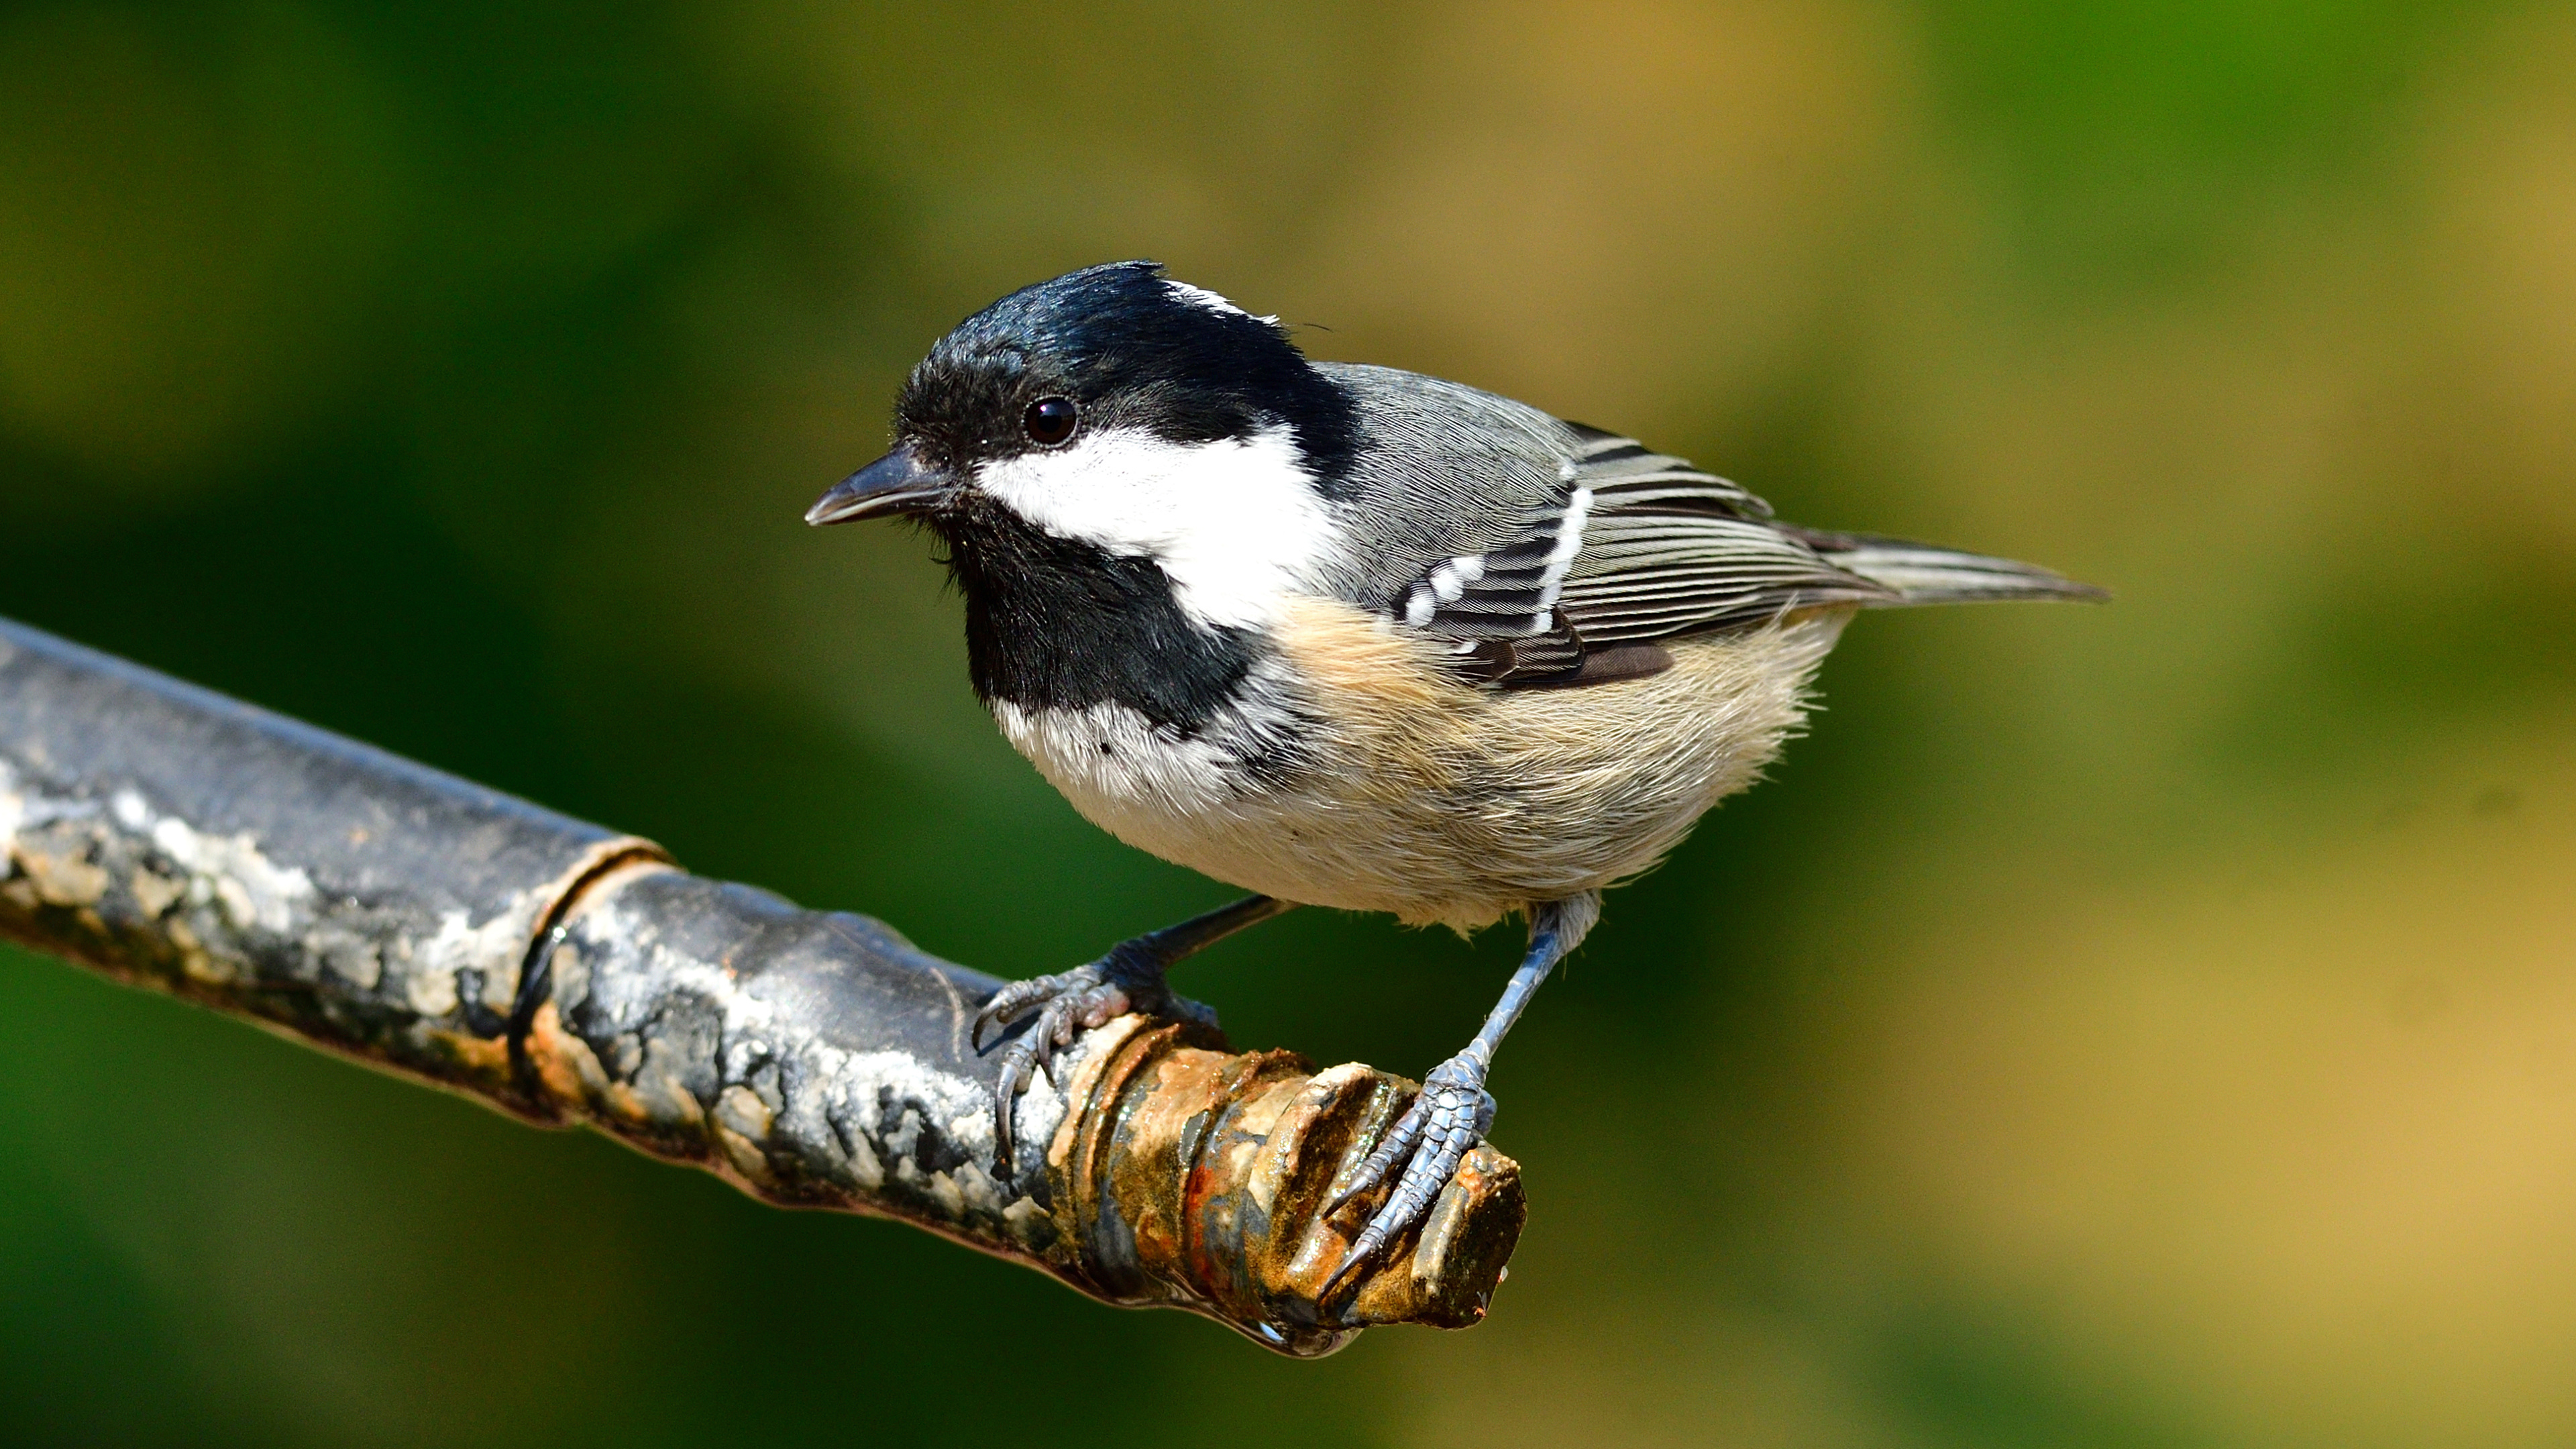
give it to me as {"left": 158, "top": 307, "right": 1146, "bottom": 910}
{"left": 977, "top": 953, "right": 1219, "bottom": 1171}
{"left": 1322, "top": 1053, "right": 1497, "bottom": 1299}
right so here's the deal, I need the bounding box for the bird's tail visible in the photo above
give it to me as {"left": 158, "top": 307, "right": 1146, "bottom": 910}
{"left": 1789, "top": 528, "right": 2108, "bottom": 607}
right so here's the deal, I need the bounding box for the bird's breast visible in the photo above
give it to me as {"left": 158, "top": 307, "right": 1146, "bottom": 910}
{"left": 987, "top": 690, "right": 1303, "bottom": 820}
{"left": 988, "top": 595, "right": 1856, "bottom": 931}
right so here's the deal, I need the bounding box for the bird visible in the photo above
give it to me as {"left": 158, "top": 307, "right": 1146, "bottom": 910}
{"left": 806, "top": 260, "right": 2102, "bottom": 1299}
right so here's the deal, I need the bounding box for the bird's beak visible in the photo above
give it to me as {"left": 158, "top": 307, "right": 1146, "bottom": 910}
{"left": 805, "top": 443, "right": 961, "bottom": 525}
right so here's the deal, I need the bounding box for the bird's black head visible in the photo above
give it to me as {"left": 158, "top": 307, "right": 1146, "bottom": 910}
{"left": 806, "top": 261, "right": 1356, "bottom": 527}
{"left": 806, "top": 263, "right": 1362, "bottom": 733}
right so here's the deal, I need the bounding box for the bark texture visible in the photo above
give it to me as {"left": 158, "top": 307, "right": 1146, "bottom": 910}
{"left": 0, "top": 618, "right": 1523, "bottom": 1356}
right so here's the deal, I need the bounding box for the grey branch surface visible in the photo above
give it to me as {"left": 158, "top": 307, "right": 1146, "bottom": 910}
{"left": 0, "top": 618, "right": 1523, "bottom": 1356}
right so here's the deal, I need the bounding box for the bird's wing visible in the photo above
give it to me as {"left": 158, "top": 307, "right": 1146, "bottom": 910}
{"left": 1391, "top": 425, "right": 1891, "bottom": 688}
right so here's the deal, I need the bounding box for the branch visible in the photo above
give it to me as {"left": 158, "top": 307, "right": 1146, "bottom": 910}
{"left": 0, "top": 618, "right": 1521, "bottom": 1356}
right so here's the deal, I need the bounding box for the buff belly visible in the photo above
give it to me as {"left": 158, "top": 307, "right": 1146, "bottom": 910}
{"left": 991, "top": 596, "right": 1854, "bottom": 932}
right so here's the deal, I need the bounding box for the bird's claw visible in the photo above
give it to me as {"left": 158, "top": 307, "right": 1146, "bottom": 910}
{"left": 975, "top": 951, "right": 1217, "bottom": 1172}
{"left": 1320, "top": 1052, "right": 1496, "bottom": 1301}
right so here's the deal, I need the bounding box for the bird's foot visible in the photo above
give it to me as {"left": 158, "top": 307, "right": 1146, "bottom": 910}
{"left": 1321, "top": 1051, "right": 1496, "bottom": 1299}
{"left": 972, "top": 947, "right": 1219, "bottom": 1167}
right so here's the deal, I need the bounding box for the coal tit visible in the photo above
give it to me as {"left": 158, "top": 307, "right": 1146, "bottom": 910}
{"left": 808, "top": 261, "right": 2102, "bottom": 1295}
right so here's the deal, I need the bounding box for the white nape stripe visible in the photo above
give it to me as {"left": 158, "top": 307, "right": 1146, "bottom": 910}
{"left": 1164, "top": 280, "right": 1281, "bottom": 325}
{"left": 974, "top": 425, "right": 1327, "bottom": 631}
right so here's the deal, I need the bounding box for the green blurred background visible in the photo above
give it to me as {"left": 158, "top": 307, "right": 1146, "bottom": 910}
{"left": 3, "top": 0, "right": 2573, "bottom": 1443}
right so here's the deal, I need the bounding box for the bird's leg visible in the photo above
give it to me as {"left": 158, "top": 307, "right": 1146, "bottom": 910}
{"left": 975, "top": 894, "right": 1296, "bottom": 1167}
{"left": 1322, "top": 891, "right": 1601, "bottom": 1299}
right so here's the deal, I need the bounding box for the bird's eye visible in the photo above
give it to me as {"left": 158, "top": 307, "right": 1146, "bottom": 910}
{"left": 1023, "top": 396, "right": 1079, "bottom": 447}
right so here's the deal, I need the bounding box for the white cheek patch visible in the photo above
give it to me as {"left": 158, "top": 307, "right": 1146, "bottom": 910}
{"left": 973, "top": 425, "right": 1329, "bottom": 630}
